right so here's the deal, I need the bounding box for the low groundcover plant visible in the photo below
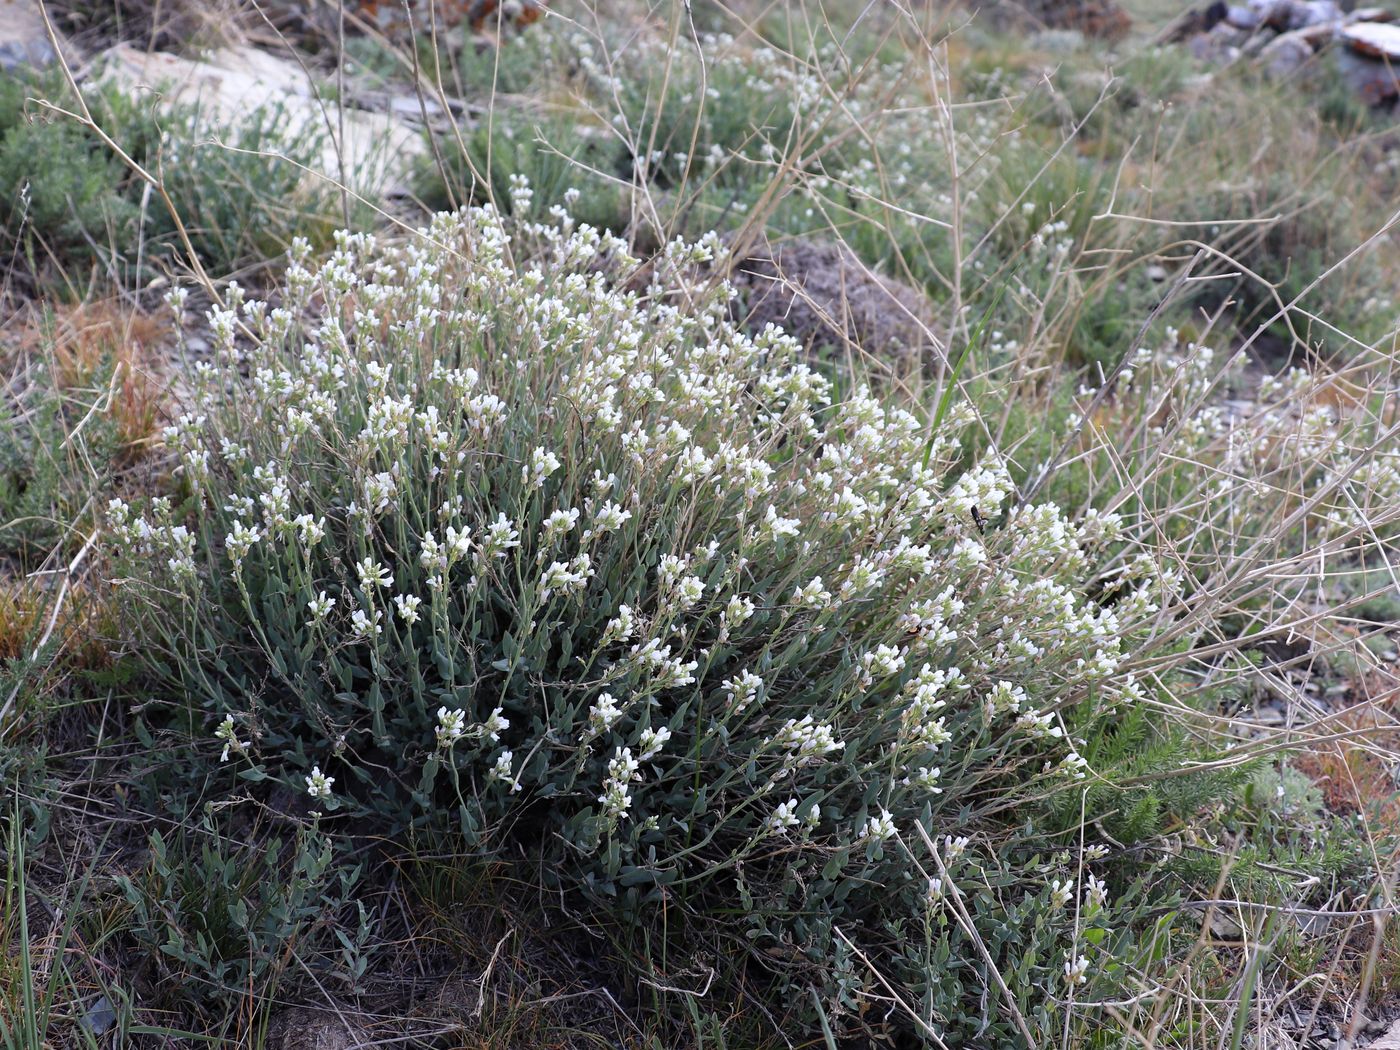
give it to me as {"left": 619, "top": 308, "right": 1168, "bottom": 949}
{"left": 109, "top": 195, "right": 1200, "bottom": 1045}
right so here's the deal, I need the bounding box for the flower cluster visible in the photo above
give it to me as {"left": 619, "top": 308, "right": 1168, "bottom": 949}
{"left": 112, "top": 198, "right": 1178, "bottom": 1043}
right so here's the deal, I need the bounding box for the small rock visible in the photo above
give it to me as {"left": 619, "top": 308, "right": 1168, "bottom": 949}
{"left": 1249, "top": 0, "right": 1342, "bottom": 30}
{"left": 1192, "top": 38, "right": 1244, "bottom": 63}
{"left": 1348, "top": 8, "right": 1396, "bottom": 25}
{"left": 94, "top": 43, "right": 425, "bottom": 198}
{"left": 0, "top": 0, "right": 64, "bottom": 75}
{"left": 1367, "top": 1016, "right": 1400, "bottom": 1047}
{"left": 1226, "top": 5, "right": 1262, "bottom": 29}
{"left": 80, "top": 995, "right": 117, "bottom": 1036}
{"left": 1261, "top": 29, "right": 1320, "bottom": 77}
{"left": 1335, "top": 45, "right": 1400, "bottom": 103}
{"left": 1290, "top": 0, "right": 1342, "bottom": 30}
{"left": 1342, "top": 21, "right": 1400, "bottom": 61}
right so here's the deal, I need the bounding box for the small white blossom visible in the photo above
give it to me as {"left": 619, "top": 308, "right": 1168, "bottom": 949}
{"left": 393, "top": 593, "right": 423, "bottom": 624}
{"left": 638, "top": 725, "right": 672, "bottom": 761}
{"left": 356, "top": 558, "right": 393, "bottom": 591}
{"left": 767, "top": 798, "right": 801, "bottom": 834}
{"left": 307, "top": 591, "right": 336, "bottom": 625}
{"left": 861, "top": 809, "right": 896, "bottom": 843}
{"left": 436, "top": 706, "right": 467, "bottom": 747}
{"left": 214, "top": 714, "right": 247, "bottom": 762}
{"left": 491, "top": 749, "right": 521, "bottom": 792}
{"left": 587, "top": 692, "right": 623, "bottom": 736}
{"left": 1064, "top": 955, "right": 1090, "bottom": 987}
{"left": 350, "top": 607, "right": 383, "bottom": 638}
{"left": 305, "top": 765, "right": 335, "bottom": 800}
{"left": 482, "top": 706, "right": 510, "bottom": 742}
{"left": 523, "top": 446, "right": 561, "bottom": 488}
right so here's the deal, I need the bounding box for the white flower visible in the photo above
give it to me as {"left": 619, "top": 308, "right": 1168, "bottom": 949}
{"left": 436, "top": 706, "right": 467, "bottom": 747}
{"left": 1050, "top": 879, "right": 1073, "bottom": 909}
{"left": 1057, "top": 751, "right": 1090, "bottom": 780}
{"left": 491, "top": 749, "right": 521, "bottom": 792}
{"left": 722, "top": 670, "right": 764, "bottom": 714}
{"left": 773, "top": 715, "right": 845, "bottom": 768}
{"left": 479, "top": 514, "right": 521, "bottom": 560}
{"left": 224, "top": 521, "right": 261, "bottom": 564}
{"left": 356, "top": 558, "right": 393, "bottom": 591}
{"left": 364, "top": 471, "right": 397, "bottom": 513}
{"left": 482, "top": 706, "right": 510, "bottom": 742}
{"left": 861, "top": 809, "right": 896, "bottom": 843}
{"left": 653, "top": 654, "right": 697, "bottom": 689}
{"left": 523, "top": 446, "right": 561, "bottom": 488}
{"left": 794, "top": 576, "right": 832, "bottom": 609}
{"left": 608, "top": 746, "right": 641, "bottom": 784}
{"left": 858, "top": 644, "right": 906, "bottom": 688}
{"left": 305, "top": 765, "right": 335, "bottom": 799}
{"left": 763, "top": 504, "right": 800, "bottom": 540}
{"left": 598, "top": 745, "right": 641, "bottom": 822}
{"left": 1064, "top": 955, "right": 1090, "bottom": 987}
{"left": 307, "top": 591, "right": 336, "bottom": 625}
{"left": 944, "top": 835, "right": 970, "bottom": 862}
{"left": 598, "top": 778, "right": 633, "bottom": 821}
{"left": 583, "top": 501, "right": 631, "bottom": 541}
{"left": 587, "top": 693, "right": 623, "bottom": 736}
{"left": 603, "top": 605, "right": 636, "bottom": 643}
{"left": 767, "top": 798, "right": 801, "bottom": 834}
{"left": 984, "top": 681, "right": 1026, "bottom": 718}
{"left": 722, "top": 595, "right": 755, "bottom": 627}
{"left": 445, "top": 525, "right": 472, "bottom": 563}
{"left": 393, "top": 593, "right": 423, "bottom": 624}
{"left": 543, "top": 507, "right": 580, "bottom": 541}
{"left": 293, "top": 514, "right": 326, "bottom": 548}
{"left": 350, "top": 607, "right": 383, "bottom": 638}
{"left": 638, "top": 725, "right": 672, "bottom": 762}
{"left": 1085, "top": 874, "right": 1108, "bottom": 911}
{"left": 657, "top": 554, "right": 685, "bottom": 582}
{"left": 214, "top": 714, "right": 247, "bottom": 762}
{"left": 674, "top": 575, "right": 705, "bottom": 609}
{"left": 903, "top": 766, "right": 942, "bottom": 793}
{"left": 539, "top": 554, "right": 594, "bottom": 600}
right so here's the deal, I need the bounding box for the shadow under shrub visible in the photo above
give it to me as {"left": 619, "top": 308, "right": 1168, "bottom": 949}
{"left": 110, "top": 202, "right": 1216, "bottom": 1046}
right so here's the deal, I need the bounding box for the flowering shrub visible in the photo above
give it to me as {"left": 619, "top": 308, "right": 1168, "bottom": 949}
{"left": 111, "top": 198, "right": 1196, "bottom": 1043}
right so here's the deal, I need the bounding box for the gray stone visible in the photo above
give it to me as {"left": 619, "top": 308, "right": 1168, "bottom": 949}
{"left": 1347, "top": 8, "right": 1396, "bottom": 25}
{"left": 1341, "top": 21, "right": 1400, "bottom": 61}
{"left": 1190, "top": 24, "right": 1247, "bottom": 62}
{"left": 1262, "top": 30, "right": 1318, "bottom": 75}
{"left": 1335, "top": 46, "right": 1400, "bottom": 103}
{"left": 95, "top": 43, "right": 426, "bottom": 198}
{"left": 1249, "top": 0, "right": 1342, "bottom": 30}
{"left": 1290, "top": 0, "right": 1342, "bottom": 30}
{"left": 0, "top": 0, "right": 62, "bottom": 75}
{"left": 1226, "top": 5, "right": 1263, "bottom": 29}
